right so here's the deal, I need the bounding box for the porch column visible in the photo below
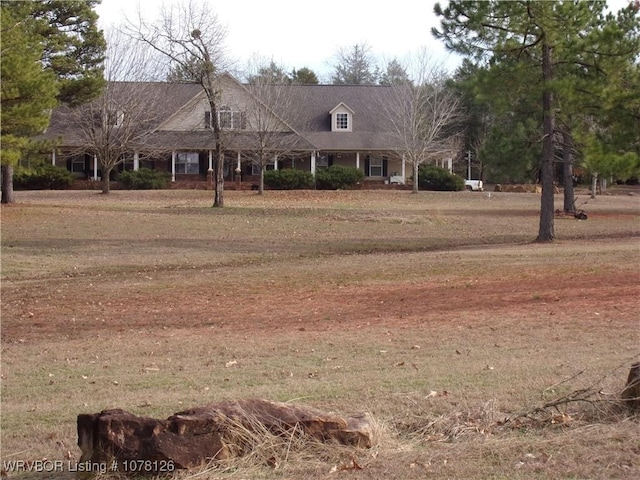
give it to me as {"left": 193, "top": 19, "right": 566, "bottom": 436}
{"left": 274, "top": 155, "right": 278, "bottom": 170}
{"left": 133, "top": 151, "right": 140, "bottom": 171}
{"left": 356, "top": 152, "right": 360, "bottom": 170}
{"left": 208, "top": 150, "right": 213, "bottom": 170}
{"left": 235, "top": 151, "right": 242, "bottom": 190}
{"left": 171, "top": 151, "right": 176, "bottom": 182}
{"left": 401, "top": 154, "right": 406, "bottom": 181}
{"left": 93, "top": 155, "right": 98, "bottom": 180}
{"left": 51, "top": 149, "right": 56, "bottom": 166}
{"left": 311, "top": 151, "right": 316, "bottom": 175}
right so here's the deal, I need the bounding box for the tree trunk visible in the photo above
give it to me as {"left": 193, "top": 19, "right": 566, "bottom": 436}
{"left": 412, "top": 162, "right": 419, "bottom": 194}
{"left": 213, "top": 142, "right": 224, "bottom": 207}
{"left": 590, "top": 173, "right": 598, "bottom": 199}
{"left": 562, "top": 130, "right": 575, "bottom": 213}
{"left": 1, "top": 164, "right": 15, "bottom": 204}
{"left": 258, "top": 164, "right": 265, "bottom": 195}
{"left": 101, "top": 166, "right": 111, "bottom": 194}
{"left": 536, "top": 42, "right": 555, "bottom": 242}
{"left": 600, "top": 176, "right": 607, "bottom": 193}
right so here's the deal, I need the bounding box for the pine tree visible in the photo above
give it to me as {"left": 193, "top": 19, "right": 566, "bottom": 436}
{"left": 290, "top": 67, "right": 319, "bottom": 85}
{"left": 331, "top": 43, "right": 379, "bottom": 85}
{"left": 28, "top": 0, "right": 106, "bottom": 105}
{"left": 434, "top": 0, "right": 640, "bottom": 241}
{"left": 0, "top": 0, "right": 105, "bottom": 203}
{"left": 1, "top": 3, "right": 58, "bottom": 203}
{"left": 379, "top": 59, "right": 411, "bottom": 86}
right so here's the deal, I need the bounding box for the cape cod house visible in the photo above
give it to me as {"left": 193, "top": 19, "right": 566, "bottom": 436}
{"left": 42, "top": 73, "right": 450, "bottom": 188}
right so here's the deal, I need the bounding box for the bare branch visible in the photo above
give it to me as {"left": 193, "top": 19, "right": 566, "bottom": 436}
{"left": 59, "top": 29, "right": 175, "bottom": 193}
{"left": 381, "top": 51, "right": 464, "bottom": 192}
{"left": 241, "top": 58, "right": 310, "bottom": 194}
{"left": 122, "top": 0, "right": 230, "bottom": 206}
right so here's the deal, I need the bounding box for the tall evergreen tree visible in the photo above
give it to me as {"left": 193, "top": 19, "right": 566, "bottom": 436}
{"left": 1, "top": 3, "right": 59, "bottom": 203}
{"left": 434, "top": 0, "right": 640, "bottom": 242}
{"left": 246, "top": 60, "right": 291, "bottom": 84}
{"left": 331, "top": 43, "right": 379, "bottom": 85}
{"left": 1, "top": 0, "right": 105, "bottom": 203}
{"left": 379, "top": 58, "right": 411, "bottom": 86}
{"left": 25, "top": 0, "right": 106, "bottom": 105}
{"left": 451, "top": 58, "right": 544, "bottom": 184}
{"left": 290, "top": 67, "right": 319, "bottom": 85}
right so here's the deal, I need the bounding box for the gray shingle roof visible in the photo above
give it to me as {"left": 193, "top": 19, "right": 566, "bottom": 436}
{"left": 43, "top": 79, "right": 399, "bottom": 153}
{"left": 282, "top": 84, "right": 398, "bottom": 151}
{"left": 42, "top": 82, "right": 203, "bottom": 145}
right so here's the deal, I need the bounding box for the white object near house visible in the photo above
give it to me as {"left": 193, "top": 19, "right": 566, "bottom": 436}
{"left": 464, "top": 179, "right": 483, "bottom": 191}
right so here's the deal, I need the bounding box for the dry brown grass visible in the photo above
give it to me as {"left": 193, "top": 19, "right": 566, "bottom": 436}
{"left": 1, "top": 188, "right": 639, "bottom": 479}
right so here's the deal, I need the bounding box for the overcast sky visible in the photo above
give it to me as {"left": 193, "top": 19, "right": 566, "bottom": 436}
{"left": 95, "top": 0, "right": 633, "bottom": 82}
{"left": 95, "top": 0, "right": 463, "bottom": 81}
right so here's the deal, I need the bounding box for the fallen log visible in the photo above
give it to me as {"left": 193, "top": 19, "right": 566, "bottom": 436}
{"left": 77, "top": 399, "right": 373, "bottom": 475}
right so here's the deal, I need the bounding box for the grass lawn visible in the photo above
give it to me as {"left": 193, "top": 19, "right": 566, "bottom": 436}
{"left": 1, "top": 188, "right": 639, "bottom": 479}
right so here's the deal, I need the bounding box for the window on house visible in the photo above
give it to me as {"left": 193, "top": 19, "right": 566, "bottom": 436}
{"left": 369, "top": 156, "right": 383, "bottom": 177}
{"left": 220, "top": 108, "right": 243, "bottom": 130}
{"left": 176, "top": 152, "right": 200, "bottom": 174}
{"left": 251, "top": 162, "right": 275, "bottom": 176}
{"left": 71, "top": 157, "right": 86, "bottom": 174}
{"left": 206, "top": 107, "right": 243, "bottom": 130}
{"left": 219, "top": 106, "right": 233, "bottom": 129}
{"left": 316, "top": 156, "right": 329, "bottom": 168}
{"left": 106, "top": 110, "right": 124, "bottom": 127}
{"left": 120, "top": 156, "right": 134, "bottom": 172}
{"left": 336, "top": 113, "right": 349, "bottom": 130}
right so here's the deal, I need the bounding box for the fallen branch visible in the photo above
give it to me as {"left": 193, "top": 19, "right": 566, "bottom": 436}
{"left": 500, "top": 357, "right": 640, "bottom": 427}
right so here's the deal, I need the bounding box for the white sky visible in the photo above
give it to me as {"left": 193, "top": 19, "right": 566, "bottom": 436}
{"left": 95, "top": 0, "right": 633, "bottom": 82}
{"left": 95, "top": 0, "right": 462, "bottom": 82}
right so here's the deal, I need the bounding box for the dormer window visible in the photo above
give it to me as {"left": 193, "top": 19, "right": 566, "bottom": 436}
{"left": 330, "top": 103, "right": 354, "bottom": 132}
{"left": 336, "top": 113, "right": 349, "bottom": 130}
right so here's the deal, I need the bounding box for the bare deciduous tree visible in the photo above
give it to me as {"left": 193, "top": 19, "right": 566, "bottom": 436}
{"left": 243, "top": 59, "right": 309, "bottom": 194}
{"left": 468, "top": 113, "right": 491, "bottom": 180}
{"left": 62, "top": 29, "right": 169, "bottom": 194}
{"left": 127, "top": 0, "right": 230, "bottom": 206}
{"left": 382, "top": 52, "right": 463, "bottom": 193}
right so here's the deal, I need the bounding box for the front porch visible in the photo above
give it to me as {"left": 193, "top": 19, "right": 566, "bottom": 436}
{"left": 54, "top": 148, "right": 420, "bottom": 190}
{"left": 70, "top": 177, "right": 412, "bottom": 191}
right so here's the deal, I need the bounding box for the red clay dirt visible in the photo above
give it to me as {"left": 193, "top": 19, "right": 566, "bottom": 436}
{"left": 3, "top": 269, "right": 637, "bottom": 342}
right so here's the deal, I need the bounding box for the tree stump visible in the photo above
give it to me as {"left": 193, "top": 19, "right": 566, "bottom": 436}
{"left": 77, "top": 399, "right": 373, "bottom": 475}
{"left": 621, "top": 362, "right": 640, "bottom": 413}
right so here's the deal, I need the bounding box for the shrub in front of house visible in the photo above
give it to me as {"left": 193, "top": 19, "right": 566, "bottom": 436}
{"left": 13, "top": 164, "right": 75, "bottom": 190}
{"left": 315, "top": 165, "right": 364, "bottom": 190}
{"left": 118, "top": 168, "right": 170, "bottom": 189}
{"left": 264, "top": 169, "right": 315, "bottom": 190}
{"left": 418, "top": 165, "right": 465, "bottom": 191}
